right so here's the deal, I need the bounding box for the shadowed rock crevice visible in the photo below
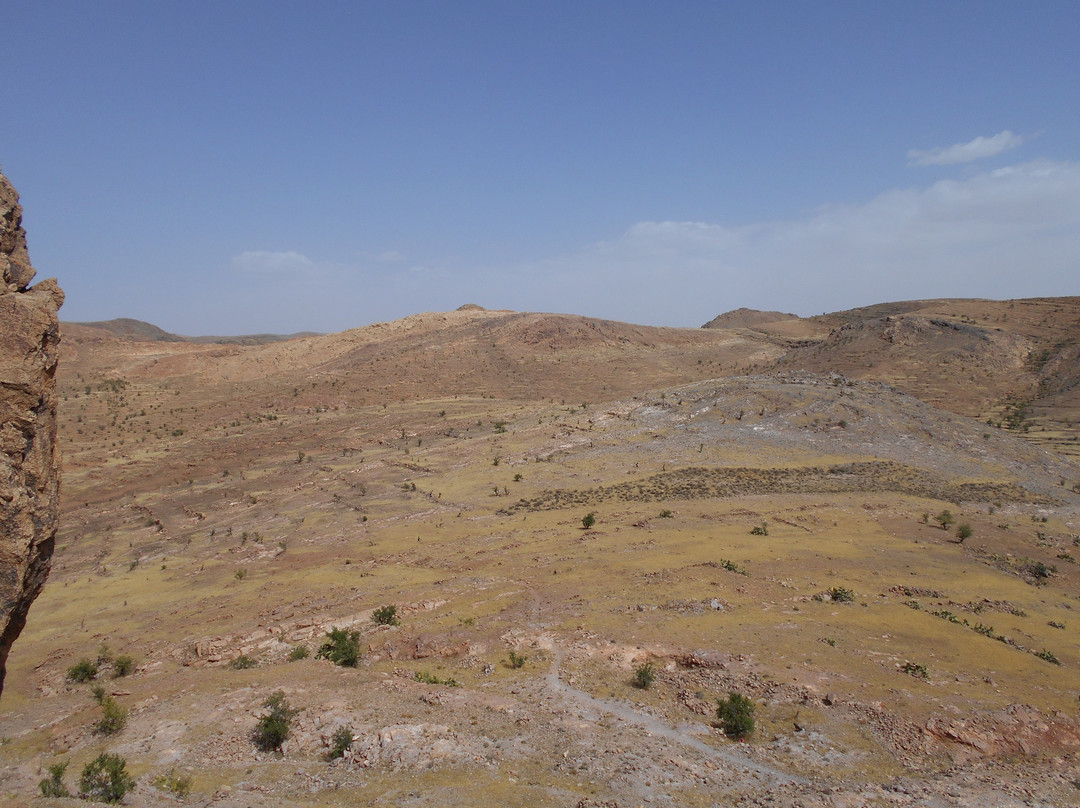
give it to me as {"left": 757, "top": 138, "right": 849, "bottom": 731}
{"left": 0, "top": 168, "right": 63, "bottom": 696}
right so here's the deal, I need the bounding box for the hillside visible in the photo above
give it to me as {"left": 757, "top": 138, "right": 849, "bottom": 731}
{"left": 1, "top": 300, "right": 1079, "bottom": 807}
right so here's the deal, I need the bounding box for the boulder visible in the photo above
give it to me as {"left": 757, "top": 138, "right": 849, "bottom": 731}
{"left": 0, "top": 168, "right": 63, "bottom": 696}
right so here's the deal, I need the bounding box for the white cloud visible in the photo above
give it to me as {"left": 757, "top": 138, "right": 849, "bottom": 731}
{"left": 494, "top": 159, "right": 1080, "bottom": 325}
{"left": 210, "top": 159, "right": 1079, "bottom": 333}
{"left": 907, "top": 130, "right": 1027, "bottom": 166}
{"left": 231, "top": 250, "right": 313, "bottom": 272}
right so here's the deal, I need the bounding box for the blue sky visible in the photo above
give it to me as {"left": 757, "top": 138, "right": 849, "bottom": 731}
{"left": 2, "top": 1, "right": 1078, "bottom": 334}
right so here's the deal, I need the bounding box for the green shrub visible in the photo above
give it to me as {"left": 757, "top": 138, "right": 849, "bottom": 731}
{"left": 1035, "top": 648, "right": 1061, "bottom": 665}
{"left": 67, "top": 658, "right": 99, "bottom": 683}
{"left": 414, "top": 670, "right": 460, "bottom": 687}
{"left": 287, "top": 645, "right": 310, "bottom": 661}
{"left": 79, "top": 753, "right": 135, "bottom": 803}
{"left": 112, "top": 655, "right": 135, "bottom": 677}
{"left": 38, "top": 761, "right": 70, "bottom": 798}
{"left": 96, "top": 694, "right": 128, "bottom": 735}
{"left": 658, "top": 509, "right": 673, "bottom": 519}
{"left": 230, "top": 654, "right": 257, "bottom": 670}
{"left": 632, "top": 662, "right": 655, "bottom": 689}
{"left": 935, "top": 510, "right": 955, "bottom": 531}
{"left": 317, "top": 627, "right": 362, "bottom": 667}
{"left": 581, "top": 512, "right": 596, "bottom": 529}
{"left": 152, "top": 768, "right": 192, "bottom": 798}
{"left": 253, "top": 691, "right": 297, "bottom": 752}
{"left": 716, "top": 692, "right": 755, "bottom": 739}
{"left": 507, "top": 651, "right": 527, "bottom": 669}
{"left": 956, "top": 523, "right": 973, "bottom": 542}
{"left": 1026, "top": 560, "right": 1054, "bottom": 581}
{"left": 371, "top": 605, "right": 399, "bottom": 626}
{"left": 827, "top": 587, "right": 855, "bottom": 603}
{"left": 327, "top": 725, "right": 354, "bottom": 760}
{"left": 749, "top": 523, "right": 768, "bottom": 536}
{"left": 901, "top": 661, "right": 929, "bottom": 678}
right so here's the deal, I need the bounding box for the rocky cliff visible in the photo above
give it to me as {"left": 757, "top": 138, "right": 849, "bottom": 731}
{"left": 0, "top": 169, "right": 63, "bottom": 696}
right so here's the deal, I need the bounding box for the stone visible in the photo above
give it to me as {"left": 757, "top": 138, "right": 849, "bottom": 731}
{"left": 0, "top": 168, "right": 63, "bottom": 696}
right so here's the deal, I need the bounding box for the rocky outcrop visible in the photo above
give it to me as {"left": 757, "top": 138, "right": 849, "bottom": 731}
{"left": 0, "top": 169, "right": 63, "bottom": 696}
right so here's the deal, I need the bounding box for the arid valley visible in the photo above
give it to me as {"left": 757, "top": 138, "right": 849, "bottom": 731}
{"left": 1, "top": 297, "right": 1079, "bottom": 806}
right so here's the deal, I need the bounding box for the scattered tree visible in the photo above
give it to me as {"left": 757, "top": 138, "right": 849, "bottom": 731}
{"left": 935, "top": 510, "right": 955, "bottom": 531}
{"left": 317, "top": 627, "right": 362, "bottom": 667}
{"left": 956, "top": 523, "right": 973, "bottom": 543}
{"left": 66, "top": 658, "right": 99, "bottom": 683}
{"left": 96, "top": 694, "right": 128, "bottom": 735}
{"left": 716, "top": 692, "right": 755, "bottom": 739}
{"left": 633, "top": 662, "right": 655, "bottom": 689}
{"left": 111, "top": 655, "right": 134, "bottom": 677}
{"left": 252, "top": 691, "right": 297, "bottom": 752}
{"left": 38, "top": 761, "right": 70, "bottom": 798}
{"left": 328, "top": 725, "right": 354, "bottom": 760}
{"left": 507, "top": 651, "right": 527, "bottom": 669}
{"left": 582, "top": 512, "right": 596, "bottom": 529}
{"left": 79, "top": 753, "right": 135, "bottom": 803}
{"left": 371, "top": 605, "right": 399, "bottom": 626}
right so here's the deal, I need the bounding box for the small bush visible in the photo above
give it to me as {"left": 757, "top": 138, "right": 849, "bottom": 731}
{"left": 230, "top": 654, "right": 257, "bottom": 670}
{"left": 317, "top": 628, "right": 362, "bottom": 667}
{"left": 956, "top": 523, "right": 973, "bottom": 542}
{"left": 935, "top": 510, "right": 955, "bottom": 531}
{"left": 152, "top": 768, "right": 192, "bottom": 798}
{"left": 253, "top": 691, "right": 297, "bottom": 752}
{"left": 749, "top": 523, "right": 768, "bottom": 536}
{"left": 1035, "top": 648, "right": 1061, "bottom": 666}
{"left": 901, "top": 661, "right": 929, "bottom": 678}
{"left": 414, "top": 670, "right": 459, "bottom": 687}
{"left": 1026, "top": 561, "right": 1054, "bottom": 582}
{"left": 658, "top": 509, "right": 673, "bottom": 519}
{"left": 507, "top": 651, "right": 527, "bottom": 669}
{"left": 327, "top": 725, "right": 354, "bottom": 760}
{"left": 582, "top": 512, "right": 596, "bottom": 529}
{"left": 719, "top": 559, "right": 746, "bottom": 575}
{"left": 67, "top": 658, "right": 99, "bottom": 683}
{"left": 112, "top": 655, "right": 135, "bottom": 678}
{"left": 288, "top": 645, "right": 310, "bottom": 661}
{"left": 96, "top": 694, "right": 128, "bottom": 735}
{"left": 38, "top": 761, "right": 70, "bottom": 798}
{"left": 632, "top": 662, "right": 655, "bottom": 689}
{"left": 79, "top": 753, "right": 135, "bottom": 803}
{"left": 827, "top": 587, "right": 855, "bottom": 603}
{"left": 371, "top": 605, "right": 399, "bottom": 626}
{"left": 716, "top": 692, "right": 755, "bottom": 739}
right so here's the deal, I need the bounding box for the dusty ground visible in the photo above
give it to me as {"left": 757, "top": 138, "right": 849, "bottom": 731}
{"left": 2, "top": 305, "right": 1080, "bottom": 806}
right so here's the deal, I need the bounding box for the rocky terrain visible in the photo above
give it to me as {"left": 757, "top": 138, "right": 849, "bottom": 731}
{"left": 0, "top": 296, "right": 1078, "bottom": 806}
{"left": 0, "top": 170, "right": 63, "bottom": 697}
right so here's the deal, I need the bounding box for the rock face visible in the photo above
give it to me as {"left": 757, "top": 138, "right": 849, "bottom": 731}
{"left": 0, "top": 169, "right": 63, "bottom": 696}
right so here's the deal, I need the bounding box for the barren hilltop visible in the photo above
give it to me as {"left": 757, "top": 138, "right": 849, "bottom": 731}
{"left": 2, "top": 299, "right": 1079, "bottom": 806}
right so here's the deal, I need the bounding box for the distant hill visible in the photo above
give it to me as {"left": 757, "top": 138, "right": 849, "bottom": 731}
{"left": 67, "top": 318, "right": 318, "bottom": 345}
{"left": 61, "top": 297, "right": 1080, "bottom": 458}
{"left": 69, "top": 318, "right": 183, "bottom": 342}
{"left": 701, "top": 307, "right": 799, "bottom": 329}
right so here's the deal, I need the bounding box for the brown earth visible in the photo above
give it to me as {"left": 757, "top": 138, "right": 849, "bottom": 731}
{"left": 1, "top": 300, "right": 1079, "bottom": 806}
